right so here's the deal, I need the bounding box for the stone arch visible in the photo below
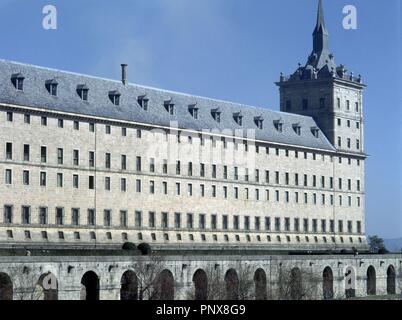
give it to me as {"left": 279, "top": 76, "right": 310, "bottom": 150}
{"left": 38, "top": 272, "right": 58, "bottom": 300}
{"left": 290, "top": 267, "right": 302, "bottom": 300}
{"left": 0, "top": 272, "right": 13, "bottom": 300}
{"left": 225, "top": 268, "right": 239, "bottom": 300}
{"left": 366, "top": 265, "right": 376, "bottom": 296}
{"left": 81, "top": 271, "right": 100, "bottom": 300}
{"left": 345, "top": 266, "right": 356, "bottom": 298}
{"left": 387, "top": 265, "right": 396, "bottom": 295}
{"left": 322, "top": 266, "right": 334, "bottom": 300}
{"left": 253, "top": 268, "right": 267, "bottom": 300}
{"left": 154, "top": 269, "right": 174, "bottom": 300}
{"left": 120, "top": 270, "right": 138, "bottom": 300}
{"left": 193, "top": 269, "right": 208, "bottom": 300}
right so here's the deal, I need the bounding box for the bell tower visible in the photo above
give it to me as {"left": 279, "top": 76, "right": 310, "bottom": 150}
{"left": 276, "top": 0, "right": 366, "bottom": 155}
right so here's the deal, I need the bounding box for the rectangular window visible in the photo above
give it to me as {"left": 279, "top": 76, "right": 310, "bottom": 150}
{"left": 284, "top": 218, "right": 290, "bottom": 231}
{"left": 294, "top": 218, "right": 300, "bottom": 232}
{"left": 244, "top": 216, "right": 250, "bottom": 231}
{"left": 163, "top": 160, "right": 168, "bottom": 174}
{"left": 39, "top": 207, "right": 48, "bottom": 225}
{"left": 88, "top": 209, "right": 95, "bottom": 226}
{"left": 40, "top": 171, "right": 47, "bottom": 187}
{"left": 121, "top": 127, "right": 127, "bottom": 137}
{"left": 121, "top": 178, "right": 126, "bottom": 192}
{"left": 56, "top": 207, "right": 64, "bottom": 225}
{"left": 23, "top": 170, "right": 30, "bottom": 185}
{"left": 23, "top": 144, "right": 30, "bottom": 161}
{"left": 312, "top": 219, "right": 318, "bottom": 232}
{"left": 87, "top": 151, "right": 95, "bottom": 167}
{"left": 105, "top": 125, "right": 111, "bottom": 134}
{"left": 275, "top": 217, "right": 280, "bottom": 231}
{"left": 234, "top": 167, "right": 238, "bottom": 180}
{"left": 150, "top": 180, "right": 155, "bottom": 194}
{"left": 121, "top": 155, "right": 127, "bottom": 170}
{"left": 105, "top": 153, "right": 111, "bottom": 169}
{"left": 188, "top": 162, "right": 193, "bottom": 176}
{"left": 22, "top": 206, "right": 30, "bottom": 224}
{"left": 338, "top": 220, "right": 344, "bottom": 233}
{"left": 104, "top": 210, "right": 111, "bottom": 227}
{"left": 6, "top": 142, "right": 12, "bottom": 160}
{"left": 162, "top": 212, "right": 168, "bottom": 228}
{"left": 187, "top": 183, "right": 192, "bottom": 196}
{"left": 150, "top": 158, "right": 155, "bottom": 173}
{"left": 135, "top": 211, "right": 142, "bottom": 227}
{"left": 71, "top": 149, "right": 79, "bottom": 166}
{"left": 222, "top": 215, "right": 228, "bottom": 230}
{"left": 200, "top": 184, "right": 205, "bottom": 197}
{"left": 5, "top": 169, "right": 12, "bottom": 184}
{"left": 105, "top": 177, "right": 111, "bottom": 190}
{"left": 265, "top": 217, "right": 271, "bottom": 231}
{"left": 233, "top": 215, "right": 239, "bottom": 230}
{"left": 136, "top": 179, "right": 142, "bottom": 193}
{"left": 136, "top": 156, "right": 142, "bottom": 171}
{"left": 72, "top": 208, "right": 80, "bottom": 226}
{"left": 171, "top": 212, "right": 180, "bottom": 229}
{"left": 187, "top": 213, "right": 193, "bottom": 229}
{"left": 176, "top": 161, "right": 181, "bottom": 175}
{"left": 176, "top": 182, "right": 180, "bottom": 195}
{"left": 120, "top": 210, "right": 127, "bottom": 227}
{"left": 303, "top": 219, "right": 309, "bottom": 232}
{"left": 56, "top": 173, "right": 63, "bottom": 187}
{"left": 57, "top": 148, "right": 64, "bottom": 164}
{"left": 212, "top": 165, "right": 217, "bottom": 178}
{"left": 148, "top": 212, "right": 155, "bottom": 228}
{"left": 223, "top": 166, "right": 228, "bottom": 179}
{"left": 162, "top": 181, "right": 168, "bottom": 195}
{"left": 71, "top": 174, "right": 78, "bottom": 188}
{"left": 58, "top": 119, "right": 64, "bottom": 128}
{"left": 4, "top": 205, "right": 13, "bottom": 223}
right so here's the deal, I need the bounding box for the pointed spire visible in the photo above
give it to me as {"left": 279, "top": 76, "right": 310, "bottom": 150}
{"left": 313, "top": 0, "right": 329, "bottom": 53}
{"left": 314, "top": 0, "right": 328, "bottom": 34}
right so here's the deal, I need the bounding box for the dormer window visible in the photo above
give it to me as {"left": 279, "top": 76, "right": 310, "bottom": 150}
{"left": 211, "top": 108, "right": 221, "bottom": 123}
{"left": 233, "top": 112, "right": 243, "bottom": 126}
{"left": 137, "top": 95, "right": 149, "bottom": 111}
{"left": 293, "top": 123, "right": 301, "bottom": 135}
{"left": 109, "top": 91, "right": 121, "bottom": 106}
{"left": 164, "top": 100, "right": 175, "bottom": 115}
{"left": 45, "top": 79, "right": 58, "bottom": 96}
{"left": 311, "top": 127, "right": 320, "bottom": 138}
{"left": 274, "top": 120, "right": 283, "bottom": 133}
{"left": 77, "top": 85, "right": 89, "bottom": 101}
{"left": 11, "top": 73, "right": 24, "bottom": 91}
{"left": 188, "top": 104, "right": 198, "bottom": 119}
{"left": 254, "top": 116, "right": 264, "bottom": 129}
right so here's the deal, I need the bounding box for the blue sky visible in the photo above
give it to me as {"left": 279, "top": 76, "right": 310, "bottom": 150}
{"left": 0, "top": 0, "right": 401, "bottom": 238}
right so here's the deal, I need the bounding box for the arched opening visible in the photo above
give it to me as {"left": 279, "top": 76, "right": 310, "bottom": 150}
{"left": 290, "top": 267, "right": 302, "bottom": 300}
{"left": 322, "top": 267, "right": 334, "bottom": 300}
{"left": 366, "top": 266, "right": 376, "bottom": 296}
{"left": 225, "top": 269, "right": 239, "bottom": 300}
{"left": 193, "top": 269, "right": 208, "bottom": 300}
{"left": 387, "top": 265, "right": 396, "bottom": 295}
{"left": 0, "top": 273, "right": 13, "bottom": 300}
{"left": 345, "top": 267, "right": 356, "bottom": 298}
{"left": 120, "top": 270, "right": 138, "bottom": 300}
{"left": 81, "top": 271, "right": 100, "bottom": 300}
{"left": 154, "top": 269, "right": 174, "bottom": 300}
{"left": 254, "top": 268, "right": 267, "bottom": 300}
{"left": 38, "top": 272, "right": 58, "bottom": 300}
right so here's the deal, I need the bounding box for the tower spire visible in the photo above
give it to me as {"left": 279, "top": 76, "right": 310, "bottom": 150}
{"left": 313, "top": 0, "right": 329, "bottom": 53}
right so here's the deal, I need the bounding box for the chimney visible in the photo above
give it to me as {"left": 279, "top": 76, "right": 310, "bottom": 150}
{"left": 121, "top": 64, "right": 128, "bottom": 85}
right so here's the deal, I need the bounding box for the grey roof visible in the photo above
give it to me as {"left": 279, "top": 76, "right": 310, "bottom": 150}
{"left": 0, "top": 59, "right": 335, "bottom": 151}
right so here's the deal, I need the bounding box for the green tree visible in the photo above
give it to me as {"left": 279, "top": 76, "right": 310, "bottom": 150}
{"left": 368, "top": 235, "right": 388, "bottom": 254}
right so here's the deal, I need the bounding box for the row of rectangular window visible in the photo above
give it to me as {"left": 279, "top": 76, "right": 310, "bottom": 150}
{"left": 285, "top": 98, "right": 360, "bottom": 113}
{"left": 2, "top": 206, "right": 363, "bottom": 234}
{"left": 4, "top": 229, "right": 363, "bottom": 245}
{"left": 3, "top": 145, "right": 362, "bottom": 191}
{"left": 3, "top": 170, "right": 362, "bottom": 206}
{"left": 4, "top": 112, "right": 363, "bottom": 166}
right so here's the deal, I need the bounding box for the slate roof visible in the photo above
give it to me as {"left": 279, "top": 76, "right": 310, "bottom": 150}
{"left": 0, "top": 59, "right": 335, "bottom": 151}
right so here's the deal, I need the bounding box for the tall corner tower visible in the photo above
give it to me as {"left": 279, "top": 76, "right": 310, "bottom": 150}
{"left": 276, "top": 0, "right": 366, "bottom": 156}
